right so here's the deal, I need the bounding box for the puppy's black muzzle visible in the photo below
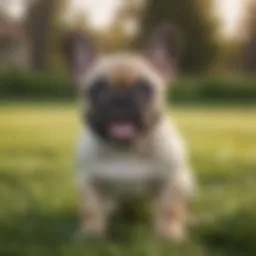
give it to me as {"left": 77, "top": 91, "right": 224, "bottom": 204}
{"left": 87, "top": 92, "right": 145, "bottom": 143}
{"left": 108, "top": 92, "right": 140, "bottom": 121}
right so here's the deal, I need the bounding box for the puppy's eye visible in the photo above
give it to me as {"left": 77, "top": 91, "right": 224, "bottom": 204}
{"left": 88, "top": 78, "right": 108, "bottom": 100}
{"left": 133, "top": 80, "right": 153, "bottom": 100}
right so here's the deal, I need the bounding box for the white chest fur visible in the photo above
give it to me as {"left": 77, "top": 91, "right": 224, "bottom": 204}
{"left": 76, "top": 119, "right": 191, "bottom": 196}
{"left": 90, "top": 155, "right": 169, "bottom": 196}
{"left": 91, "top": 155, "right": 165, "bottom": 181}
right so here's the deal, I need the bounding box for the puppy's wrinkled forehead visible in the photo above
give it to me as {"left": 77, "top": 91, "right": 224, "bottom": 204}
{"left": 106, "top": 58, "right": 139, "bottom": 86}
{"left": 85, "top": 54, "right": 163, "bottom": 89}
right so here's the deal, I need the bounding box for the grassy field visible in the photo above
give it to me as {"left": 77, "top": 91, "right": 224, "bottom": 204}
{"left": 0, "top": 102, "right": 256, "bottom": 256}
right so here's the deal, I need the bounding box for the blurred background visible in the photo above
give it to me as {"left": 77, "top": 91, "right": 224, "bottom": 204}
{"left": 0, "top": 1, "right": 256, "bottom": 255}
{"left": 0, "top": 0, "right": 256, "bottom": 99}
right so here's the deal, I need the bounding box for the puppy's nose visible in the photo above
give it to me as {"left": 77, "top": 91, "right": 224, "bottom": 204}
{"left": 111, "top": 95, "right": 132, "bottom": 109}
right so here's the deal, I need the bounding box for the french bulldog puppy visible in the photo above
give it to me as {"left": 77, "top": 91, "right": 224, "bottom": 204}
{"left": 64, "top": 24, "right": 195, "bottom": 240}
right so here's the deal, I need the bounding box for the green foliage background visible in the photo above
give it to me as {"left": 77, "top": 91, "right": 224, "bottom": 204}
{"left": 1, "top": 72, "right": 256, "bottom": 104}
{"left": 138, "top": 0, "right": 220, "bottom": 72}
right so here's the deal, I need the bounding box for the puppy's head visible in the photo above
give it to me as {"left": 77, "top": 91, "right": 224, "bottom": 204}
{"left": 64, "top": 24, "right": 182, "bottom": 146}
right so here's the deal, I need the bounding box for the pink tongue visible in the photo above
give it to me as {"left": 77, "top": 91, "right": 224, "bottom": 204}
{"left": 109, "top": 123, "right": 136, "bottom": 139}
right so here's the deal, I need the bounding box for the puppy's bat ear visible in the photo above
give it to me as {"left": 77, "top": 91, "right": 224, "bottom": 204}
{"left": 144, "top": 23, "right": 183, "bottom": 80}
{"left": 63, "top": 31, "right": 96, "bottom": 85}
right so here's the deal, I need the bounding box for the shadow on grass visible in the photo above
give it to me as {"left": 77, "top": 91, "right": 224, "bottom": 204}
{"left": 1, "top": 177, "right": 256, "bottom": 256}
{"left": 0, "top": 200, "right": 152, "bottom": 247}
{"left": 1, "top": 210, "right": 256, "bottom": 256}
{"left": 0, "top": 209, "right": 77, "bottom": 245}
{"left": 195, "top": 206, "right": 256, "bottom": 256}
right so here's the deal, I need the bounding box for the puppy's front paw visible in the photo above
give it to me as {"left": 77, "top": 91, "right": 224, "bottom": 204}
{"left": 155, "top": 220, "right": 186, "bottom": 242}
{"left": 74, "top": 223, "right": 106, "bottom": 242}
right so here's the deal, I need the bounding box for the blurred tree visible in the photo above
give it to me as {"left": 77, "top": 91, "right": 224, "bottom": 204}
{"left": 138, "top": 0, "right": 220, "bottom": 73}
{"left": 25, "top": 0, "right": 67, "bottom": 70}
{"left": 97, "top": 0, "right": 143, "bottom": 52}
{"left": 240, "top": 0, "right": 256, "bottom": 73}
{"left": 0, "top": 1, "right": 7, "bottom": 18}
{"left": 24, "top": 0, "right": 144, "bottom": 69}
{"left": 48, "top": 0, "right": 71, "bottom": 70}
{"left": 211, "top": 39, "right": 242, "bottom": 74}
{"left": 0, "top": 0, "right": 13, "bottom": 21}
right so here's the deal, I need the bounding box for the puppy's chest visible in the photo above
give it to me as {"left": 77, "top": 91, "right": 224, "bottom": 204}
{"left": 93, "top": 157, "right": 154, "bottom": 179}
{"left": 90, "top": 153, "right": 166, "bottom": 195}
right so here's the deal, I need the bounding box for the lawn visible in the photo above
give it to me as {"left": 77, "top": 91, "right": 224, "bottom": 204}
{"left": 0, "top": 102, "right": 256, "bottom": 256}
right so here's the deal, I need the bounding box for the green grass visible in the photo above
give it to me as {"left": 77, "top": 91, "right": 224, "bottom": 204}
{"left": 1, "top": 102, "right": 256, "bottom": 256}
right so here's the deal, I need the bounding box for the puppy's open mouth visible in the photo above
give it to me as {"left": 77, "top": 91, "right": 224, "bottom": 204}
{"left": 108, "top": 122, "right": 136, "bottom": 140}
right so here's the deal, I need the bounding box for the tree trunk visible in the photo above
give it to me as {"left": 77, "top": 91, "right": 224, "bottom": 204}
{"left": 25, "top": 0, "right": 57, "bottom": 70}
